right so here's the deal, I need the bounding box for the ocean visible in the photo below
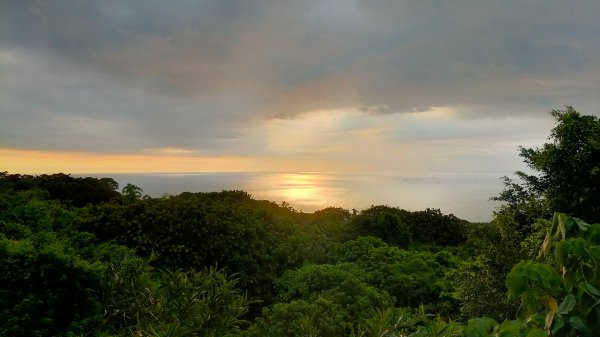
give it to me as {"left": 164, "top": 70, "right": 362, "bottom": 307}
{"left": 77, "top": 171, "right": 505, "bottom": 222}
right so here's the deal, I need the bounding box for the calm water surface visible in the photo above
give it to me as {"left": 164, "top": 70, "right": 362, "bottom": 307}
{"left": 80, "top": 172, "right": 504, "bottom": 222}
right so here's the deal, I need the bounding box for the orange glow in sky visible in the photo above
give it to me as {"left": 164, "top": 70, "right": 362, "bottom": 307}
{"left": 0, "top": 148, "right": 353, "bottom": 174}
{"left": 0, "top": 148, "right": 255, "bottom": 174}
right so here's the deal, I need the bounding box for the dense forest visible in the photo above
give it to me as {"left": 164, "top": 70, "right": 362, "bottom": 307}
{"left": 1, "top": 107, "right": 599, "bottom": 336}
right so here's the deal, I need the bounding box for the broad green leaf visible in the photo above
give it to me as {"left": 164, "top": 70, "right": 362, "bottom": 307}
{"left": 573, "top": 217, "right": 590, "bottom": 232}
{"left": 551, "top": 316, "right": 565, "bottom": 335}
{"left": 526, "top": 328, "right": 548, "bottom": 337}
{"left": 506, "top": 263, "right": 528, "bottom": 297}
{"left": 568, "top": 316, "right": 589, "bottom": 332}
{"left": 555, "top": 238, "right": 589, "bottom": 269}
{"left": 585, "top": 298, "right": 600, "bottom": 317}
{"left": 588, "top": 223, "right": 600, "bottom": 243}
{"left": 583, "top": 283, "right": 600, "bottom": 298}
{"left": 498, "top": 319, "right": 526, "bottom": 333}
{"left": 464, "top": 317, "right": 498, "bottom": 337}
{"left": 521, "top": 289, "right": 545, "bottom": 313}
{"left": 556, "top": 294, "right": 576, "bottom": 315}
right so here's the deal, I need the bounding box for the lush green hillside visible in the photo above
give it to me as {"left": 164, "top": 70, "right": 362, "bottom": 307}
{"left": 1, "top": 107, "right": 599, "bottom": 336}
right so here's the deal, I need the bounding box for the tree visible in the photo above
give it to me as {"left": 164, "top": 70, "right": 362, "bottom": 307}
{"left": 499, "top": 106, "right": 600, "bottom": 223}
{"left": 334, "top": 237, "right": 460, "bottom": 312}
{"left": 121, "top": 183, "right": 143, "bottom": 203}
{"left": 99, "top": 177, "right": 119, "bottom": 191}
{"left": 350, "top": 206, "right": 412, "bottom": 247}
{"left": 79, "top": 191, "right": 288, "bottom": 308}
{"left": 0, "top": 232, "right": 103, "bottom": 337}
{"left": 400, "top": 208, "right": 467, "bottom": 246}
{"left": 461, "top": 107, "right": 600, "bottom": 321}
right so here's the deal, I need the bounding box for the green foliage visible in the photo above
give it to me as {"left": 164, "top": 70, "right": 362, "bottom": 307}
{"left": 0, "top": 172, "right": 507, "bottom": 336}
{"left": 0, "top": 232, "right": 104, "bottom": 337}
{"left": 0, "top": 220, "right": 250, "bottom": 337}
{"left": 498, "top": 107, "right": 600, "bottom": 224}
{"left": 275, "top": 263, "right": 393, "bottom": 320}
{"left": 505, "top": 213, "right": 600, "bottom": 336}
{"left": 121, "top": 183, "right": 143, "bottom": 203}
{"left": 0, "top": 172, "right": 121, "bottom": 207}
{"left": 453, "top": 255, "right": 519, "bottom": 321}
{"left": 311, "top": 207, "right": 352, "bottom": 228}
{"left": 352, "top": 307, "right": 463, "bottom": 337}
{"left": 473, "top": 107, "right": 600, "bottom": 322}
{"left": 527, "top": 108, "right": 600, "bottom": 222}
{"left": 0, "top": 180, "right": 250, "bottom": 337}
{"left": 411, "top": 318, "right": 462, "bottom": 337}
{"left": 335, "top": 237, "right": 460, "bottom": 312}
{"left": 79, "top": 191, "right": 284, "bottom": 302}
{"left": 270, "top": 207, "right": 355, "bottom": 268}
{"left": 353, "top": 307, "right": 404, "bottom": 337}
{"left": 349, "top": 206, "right": 468, "bottom": 248}
{"left": 458, "top": 221, "right": 502, "bottom": 258}
{"left": 309, "top": 206, "right": 356, "bottom": 243}
{"left": 351, "top": 206, "right": 412, "bottom": 247}
{"left": 0, "top": 188, "right": 78, "bottom": 235}
{"left": 276, "top": 263, "right": 365, "bottom": 301}
{"left": 0, "top": 189, "right": 105, "bottom": 336}
{"left": 456, "top": 193, "right": 542, "bottom": 320}
{"left": 506, "top": 261, "right": 563, "bottom": 316}
{"left": 270, "top": 228, "right": 338, "bottom": 267}
{"left": 78, "top": 190, "right": 366, "bottom": 315}
{"left": 253, "top": 235, "right": 463, "bottom": 336}
{"left": 101, "top": 252, "right": 249, "bottom": 337}
{"left": 461, "top": 317, "right": 550, "bottom": 337}
{"left": 401, "top": 208, "right": 468, "bottom": 246}
{"left": 463, "top": 318, "right": 498, "bottom": 337}
{"left": 243, "top": 297, "right": 348, "bottom": 337}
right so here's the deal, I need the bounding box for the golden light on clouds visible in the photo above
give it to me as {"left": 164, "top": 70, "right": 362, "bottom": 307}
{"left": 142, "top": 147, "right": 196, "bottom": 155}
{"left": 412, "top": 106, "right": 458, "bottom": 121}
{"left": 263, "top": 108, "right": 366, "bottom": 154}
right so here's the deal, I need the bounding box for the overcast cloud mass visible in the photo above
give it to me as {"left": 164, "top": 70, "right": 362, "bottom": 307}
{"left": 1, "top": 0, "right": 600, "bottom": 174}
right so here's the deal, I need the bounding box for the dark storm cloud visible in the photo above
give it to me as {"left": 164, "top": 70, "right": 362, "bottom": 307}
{"left": 1, "top": 0, "right": 600, "bottom": 154}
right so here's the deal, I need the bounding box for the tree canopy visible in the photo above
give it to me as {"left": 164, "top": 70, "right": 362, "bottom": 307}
{"left": 497, "top": 107, "right": 600, "bottom": 223}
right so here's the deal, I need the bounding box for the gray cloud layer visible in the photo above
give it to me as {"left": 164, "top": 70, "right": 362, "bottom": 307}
{"left": 2, "top": 0, "right": 600, "bottom": 155}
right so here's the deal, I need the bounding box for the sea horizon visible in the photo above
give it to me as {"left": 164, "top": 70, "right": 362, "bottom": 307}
{"left": 74, "top": 171, "right": 505, "bottom": 222}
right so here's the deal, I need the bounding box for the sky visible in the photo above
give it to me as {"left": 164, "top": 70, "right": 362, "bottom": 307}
{"left": 2, "top": 0, "right": 600, "bottom": 175}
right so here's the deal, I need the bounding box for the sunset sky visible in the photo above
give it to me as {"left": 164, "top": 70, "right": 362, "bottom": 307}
{"left": 2, "top": 1, "right": 600, "bottom": 174}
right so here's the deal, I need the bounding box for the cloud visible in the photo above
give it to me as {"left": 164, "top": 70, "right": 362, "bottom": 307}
{"left": 358, "top": 105, "right": 393, "bottom": 115}
{"left": 1, "top": 0, "right": 600, "bottom": 174}
{"left": 0, "top": 49, "right": 255, "bottom": 154}
{"left": 142, "top": 147, "right": 196, "bottom": 155}
{"left": 5, "top": 0, "right": 600, "bottom": 117}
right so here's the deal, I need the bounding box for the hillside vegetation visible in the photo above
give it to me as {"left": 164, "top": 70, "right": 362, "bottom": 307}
{"left": 1, "top": 107, "right": 599, "bottom": 336}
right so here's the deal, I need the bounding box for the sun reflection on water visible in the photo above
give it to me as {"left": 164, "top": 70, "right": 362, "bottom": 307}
{"left": 278, "top": 173, "right": 320, "bottom": 202}
{"left": 246, "top": 172, "right": 342, "bottom": 211}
